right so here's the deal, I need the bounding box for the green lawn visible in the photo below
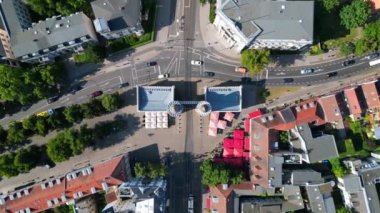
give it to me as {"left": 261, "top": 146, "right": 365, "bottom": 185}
{"left": 107, "top": 0, "right": 156, "bottom": 52}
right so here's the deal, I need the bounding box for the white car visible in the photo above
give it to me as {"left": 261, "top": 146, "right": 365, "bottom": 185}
{"left": 158, "top": 74, "right": 169, "bottom": 79}
{"left": 191, "top": 60, "right": 202, "bottom": 65}
{"left": 300, "top": 68, "right": 314, "bottom": 75}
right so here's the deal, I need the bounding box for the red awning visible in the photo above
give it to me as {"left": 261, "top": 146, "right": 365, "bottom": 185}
{"left": 223, "top": 147, "right": 234, "bottom": 158}
{"left": 244, "top": 137, "right": 251, "bottom": 151}
{"left": 206, "top": 197, "right": 211, "bottom": 210}
{"left": 233, "top": 139, "right": 243, "bottom": 149}
{"left": 245, "top": 119, "right": 251, "bottom": 133}
{"left": 249, "top": 109, "right": 262, "bottom": 118}
{"left": 234, "top": 130, "right": 245, "bottom": 140}
{"left": 233, "top": 148, "right": 243, "bottom": 157}
{"left": 223, "top": 138, "right": 234, "bottom": 148}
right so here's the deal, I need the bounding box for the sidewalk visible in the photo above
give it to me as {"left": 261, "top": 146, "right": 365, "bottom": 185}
{"left": 197, "top": 3, "right": 345, "bottom": 67}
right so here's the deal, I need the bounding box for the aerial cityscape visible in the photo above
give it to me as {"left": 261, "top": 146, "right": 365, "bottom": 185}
{"left": 0, "top": 0, "right": 380, "bottom": 212}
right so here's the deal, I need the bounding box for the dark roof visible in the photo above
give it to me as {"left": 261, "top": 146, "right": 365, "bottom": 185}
{"left": 296, "top": 123, "right": 338, "bottom": 163}
{"left": 205, "top": 86, "right": 242, "bottom": 112}
{"left": 359, "top": 167, "right": 380, "bottom": 212}
{"left": 290, "top": 170, "right": 324, "bottom": 185}
{"left": 91, "top": 0, "right": 141, "bottom": 32}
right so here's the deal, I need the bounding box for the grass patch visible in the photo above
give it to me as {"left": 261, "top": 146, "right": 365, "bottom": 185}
{"left": 266, "top": 86, "right": 301, "bottom": 100}
{"left": 309, "top": 44, "right": 325, "bottom": 55}
{"left": 209, "top": 0, "right": 216, "bottom": 23}
{"left": 107, "top": 0, "right": 156, "bottom": 53}
{"left": 73, "top": 44, "right": 106, "bottom": 64}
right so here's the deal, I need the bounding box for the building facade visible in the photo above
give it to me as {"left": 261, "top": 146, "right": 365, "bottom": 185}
{"left": 214, "top": 0, "right": 314, "bottom": 52}
{"left": 91, "top": 0, "right": 144, "bottom": 40}
{"left": 11, "top": 12, "right": 98, "bottom": 64}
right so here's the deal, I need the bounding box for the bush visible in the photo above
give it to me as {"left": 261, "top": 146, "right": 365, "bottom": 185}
{"left": 35, "top": 117, "right": 49, "bottom": 136}
{"left": 329, "top": 158, "right": 349, "bottom": 177}
{"left": 339, "top": 43, "right": 355, "bottom": 56}
{"left": 209, "top": 2, "right": 216, "bottom": 24}
{"left": 134, "top": 162, "right": 167, "bottom": 179}
{"left": 73, "top": 44, "right": 105, "bottom": 64}
{"left": 47, "top": 130, "right": 74, "bottom": 162}
{"left": 80, "top": 99, "right": 105, "bottom": 119}
{"left": 7, "top": 121, "right": 27, "bottom": 144}
{"left": 63, "top": 105, "right": 83, "bottom": 123}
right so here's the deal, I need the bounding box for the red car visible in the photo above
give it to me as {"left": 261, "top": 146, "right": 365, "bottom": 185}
{"left": 90, "top": 90, "right": 103, "bottom": 98}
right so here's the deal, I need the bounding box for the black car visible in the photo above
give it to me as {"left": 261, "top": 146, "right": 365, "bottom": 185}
{"left": 342, "top": 59, "right": 355, "bottom": 66}
{"left": 70, "top": 85, "right": 82, "bottom": 94}
{"left": 47, "top": 95, "right": 59, "bottom": 104}
{"left": 119, "top": 82, "right": 130, "bottom": 88}
{"left": 283, "top": 78, "right": 294, "bottom": 83}
{"left": 204, "top": 71, "right": 215, "bottom": 77}
{"left": 146, "top": 61, "right": 157, "bottom": 67}
{"left": 327, "top": 72, "right": 338, "bottom": 77}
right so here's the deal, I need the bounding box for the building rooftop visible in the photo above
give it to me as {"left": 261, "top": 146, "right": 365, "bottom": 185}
{"left": 291, "top": 99, "right": 325, "bottom": 125}
{"left": 205, "top": 86, "right": 242, "bottom": 112}
{"left": 137, "top": 86, "right": 175, "bottom": 112}
{"left": 11, "top": 12, "right": 95, "bottom": 58}
{"left": 296, "top": 123, "right": 339, "bottom": 163}
{"left": 290, "top": 170, "right": 324, "bottom": 186}
{"left": 0, "top": 155, "right": 128, "bottom": 213}
{"left": 361, "top": 81, "right": 380, "bottom": 110}
{"left": 318, "top": 95, "right": 343, "bottom": 123}
{"left": 91, "top": 0, "right": 141, "bottom": 32}
{"left": 359, "top": 166, "right": 380, "bottom": 212}
{"left": 0, "top": 0, "right": 31, "bottom": 36}
{"left": 344, "top": 87, "right": 362, "bottom": 116}
{"left": 305, "top": 182, "right": 335, "bottom": 213}
{"left": 219, "top": 0, "right": 314, "bottom": 42}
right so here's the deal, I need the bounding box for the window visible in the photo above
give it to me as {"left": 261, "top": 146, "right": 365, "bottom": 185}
{"left": 212, "top": 196, "right": 219, "bottom": 203}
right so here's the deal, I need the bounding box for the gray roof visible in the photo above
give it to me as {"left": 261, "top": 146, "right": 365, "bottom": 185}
{"left": 268, "top": 156, "right": 283, "bottom": 188}
{"left": 137, "top": 86, "right": 174, "bottom": 111}
{"left": 282, "top": 185, "right": 304, "bottom": 211}
{"left": 205, "top": 86, "right": 242, "bottom": 112}
{"left": 341, "top": 175, "right": 362, "bottom": 192}
{"left": 0, "top": 0, "right": 31, "bottom": 36}
{"left": 11, "top": 12, "right": 95, "bottom": 58}
{"left": 91, "top": 0, "right": 141, "bottom": 32}
{"left": 297, "top": 123, "right": 339, "bottom": 163}
{"left": 359, "top": 166, "right": 380, "bottom": 212}
{"left": 219, "top": 0, "right": 314, "bottom": 42}
{"left": 290, "top": 170, "right": 324, "bottom": 186}
{"left": 305, "top": 183, "right": 335, "bottom": 213}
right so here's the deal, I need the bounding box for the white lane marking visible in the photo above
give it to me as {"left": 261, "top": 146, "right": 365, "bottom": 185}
{"left": 205, "top": 56, "right": 238, "bottom": 67}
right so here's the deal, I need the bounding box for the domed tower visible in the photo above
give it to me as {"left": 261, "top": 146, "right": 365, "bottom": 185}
{"left": 195, "top": 101, "right": 212, "bottom": 117}
{"left": 167, "top": 101, "right": 183, "bottom": 117}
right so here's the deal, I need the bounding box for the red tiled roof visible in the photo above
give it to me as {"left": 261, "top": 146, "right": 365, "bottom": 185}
{"left": 105, "top": 189, "right": 118, "bottom": 204}
{"left": 344, "top": 88, "right": 362, "bottom": 117}
{"left": 361, "top": 81, "right": 380, "bottom": 109}
{"left": 1, "top": 155, "right": 127, "bottom": 213}
{"left": 291, "top": 99, "right": 325, "bottom": 125}
{"left": 318, "top": 95, "right": 343, "bottom": 123}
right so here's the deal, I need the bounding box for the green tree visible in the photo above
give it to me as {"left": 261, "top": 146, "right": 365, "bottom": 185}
{"left": 279, "top": 131, "right": 289, "bottom": 143}
{"left": 22, "top": 114, "right": 37, "bottom": 132}
{"left": 14, "top": 146, "right": 41, "bottom": 173}
{"left": 73, "top": 44, "right": 105, "bottom": 64}
{"left": 7, "top": 121, "right": 27, "bottom": 144}
{"left": 63, "top": 105, "right": 83, "bottom": 123}
{"left": 240, "top": 49, "right": 270, "bottom": 75}
{"left": 0, "top": 126, "right": 7, "bottom": 150}
{"left": 47, "top": 110, "right": 68, "bottom": 130}
{"left": 0, "top": 65, "right": 33, "bottom": 104}
{"left": 340, "top": 0, "right": 371, "bottom": 30}
{"left": 355, "top": 39, "right": 369, "bottom": 56}
{"left": 0, "top": 153, "right": 19, "bottom": 177}
{"left": 322, "top": 0, "right": 340, "bottom": 11}
{"left": 47, "top": 131, "right": 73, "bottom": 162}
{"left": 259, "top": 88, "right": 270, "bottom": 100}
{"left": 363, "top": 19, "right": 380, "bottom": 50}
{"left": 34, "top": 63, "right": 62, "bottom": 86}
{"left": 330, "top": 158, "right": 349, "bottom": 177}
{"left": 336, "top": 207, "right": 351, "bottom": 213}
{"left": 339, "top": 43, "right": 355, "bottom": 56}
{"left": 26, "top": 0, "right": 91, "bottom": 17}
{"left": 199, "top": 159, "right": 243, "bottom": 187}
{"left": 134, "top": 162, "right": 148, "bottom": 178}
{"left": 101, "top": 93, "right": 121, "bottom": 112}
{"left": 35, "top": 117, "right": 49, "bottom": 136}
{"left": 81, "top": 99, "right": 105, "bottom": 119}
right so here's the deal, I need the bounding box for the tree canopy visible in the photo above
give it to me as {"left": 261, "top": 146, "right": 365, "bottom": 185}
{"left": 26, "top": 0, "right": 91, "bottom": 17}
{"left": 322, "top": 0, "right": 340, "bottom": 11}
{"left": 101, "top": 93, "right": 121, "bottom": 112}
{"left": 134, "top": 162, "right": 167, "bottom": 179}
{"left": 363, "top": 19, "right": 380, "bottom": 50}
{"left": 240, "top": 49, "right": 270, "bottom": 75}
{"left": 339, "top": 0, "right": 371, "bottom": 30}
{"left": 200, "top": 159, "right": 244, "bottom": 187}
{"left": 329, "top": 158, "right": 349, "bottom": 177}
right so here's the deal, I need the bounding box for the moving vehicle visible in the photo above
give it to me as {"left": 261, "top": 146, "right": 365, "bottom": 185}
{"left": 47, "top": 96, "right": 59, "bottom": 104}
{"left": 119, "top": 82, "right": 129, "bottom": 88}
{"left": 191, "top": 60, "right": 203, "bottom": 65}
{"left": 300, "top": 68, "right": 314, "bottom": 75}
{"left": 188, "top": 194, "right": 194, "bottom": 213}
{"left": 342, "top": 59, "right": 355, "bottom": 67}
{"left": 283, "top": 78, "right": 294, "bottom": 83}
{"left": 204, "top": 71, "right": 215, "bottom": 77}
{"left": 158, "top": 74, "right": 169, "bottom": 79}
{"left": 326, "top": 72, "right": 338, "bottom": 77}
{"left": 369, "top": 58, "right": 380, "bottom": 66}
{"left": 90, "top": 90, "right": 103, "bottom": 98}
{"left": 366, "top": 52, "right": 379, "bottom": 60}
{"left": 235, "top": 66, "right": 248, "bottom": 73}
{"left": 146, "top": 61, "right": 157, "bottom": 67}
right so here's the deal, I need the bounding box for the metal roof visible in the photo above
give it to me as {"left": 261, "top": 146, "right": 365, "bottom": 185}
{"left": 137, "top": 86, "right": 174, "bottom": 112}
{"left": 219, "top": 0, "right": 314, "bottom": 41}
{"left": 205, "top": 86, "right": 242, "bottom": 112}
{"left": 290, "top": 170, "right": 324, "bottom": 186}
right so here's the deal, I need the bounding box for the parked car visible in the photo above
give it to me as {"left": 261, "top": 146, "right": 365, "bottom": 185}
{"left": 342, "top": 59, "right": 355, "bottom": 66}
{"left": 158, "top": 74, "right": 170, "bottom": 79}
{"left": 191, "top": 60, "right": 203, "bottom": 65}
{"left": 235, "top": 66, "right": 248, "bottom": 73}
{"left": 204, "top": 71, "right": 215, "bottom": 77}
{"left": 119, "top": 82, "right": 129, "bottom": 88}
{"left": 70, "top": 85, "right": 82, "bottom": 94}
{"left": 300, "top": 68, "right": 314, "bottom": 74}
{"left": 366, "top": 52, "right": 380, "bottom": 60}
{"left": 90, "top": 90, "right": 103, "bottom": 98}
{"left": 146, "top": 61, "right": 157, "bottom": 67}
{"left": 283, "top": 78, "right": 294, "bottom": 83}
{"left": 47, "top": 95, "right": 59, "bottom": 104}
{"left": 326, "top": 72, "right": 338, "bottom": 77}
